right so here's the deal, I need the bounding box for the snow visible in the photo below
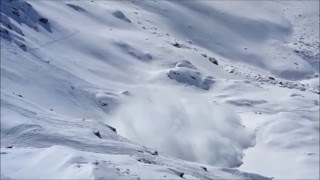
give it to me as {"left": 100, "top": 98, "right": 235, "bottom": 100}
{"left": 111, "top": 85, "right": 254, "bottom": 168}
{"left": 1, "top": 145, "right": 268, "bottom": 180}
{"left": 1, "top": 0, "right": 319, "bottom": 179}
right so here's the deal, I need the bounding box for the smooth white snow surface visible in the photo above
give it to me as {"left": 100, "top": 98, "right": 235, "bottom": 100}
{"left": 1, "top": 0, "right": 319, "bottom": 179}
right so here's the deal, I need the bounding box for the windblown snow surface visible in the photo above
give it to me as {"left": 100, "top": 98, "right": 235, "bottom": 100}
{"left": 1, "top": 0, "right": 319, "bottom": 179}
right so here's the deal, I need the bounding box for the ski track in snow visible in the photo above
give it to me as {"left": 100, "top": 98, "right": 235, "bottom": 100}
{"left": 1, "top": 0, "right": 319, "bottom": 179}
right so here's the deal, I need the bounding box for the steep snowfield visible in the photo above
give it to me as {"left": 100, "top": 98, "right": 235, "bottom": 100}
{"left": 1, "top": 0, "right": 319, "bottom": 179}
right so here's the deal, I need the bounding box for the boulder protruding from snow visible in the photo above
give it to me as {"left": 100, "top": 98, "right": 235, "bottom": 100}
{"left": 208, "top": 57, "right": 218, "bottom": 65}
{"left": 173, "top": 42, "right": 181, "bottom": 48}
{"left": 150, "top": 150, "right": 158, "bottom": 156}
{"left": 93, "top": 130, "right": 101, "bottom": 139}
{"left": 168, "top": 168, "right": 184, "bottom": 178}
{"left": 201, "top": 166, "right": 208, "bottom": 172}
{"left": 106, "top": 125, "right": 117, "bottom": 133}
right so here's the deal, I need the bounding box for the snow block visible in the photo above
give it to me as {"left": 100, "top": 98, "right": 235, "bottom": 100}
{"left": 167, "top": 61, "right": 214, "bottom": 90}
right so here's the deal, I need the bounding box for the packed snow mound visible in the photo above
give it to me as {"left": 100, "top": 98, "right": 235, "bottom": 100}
{"left": 167, "top": 60, "right": 215, "bottom": 90}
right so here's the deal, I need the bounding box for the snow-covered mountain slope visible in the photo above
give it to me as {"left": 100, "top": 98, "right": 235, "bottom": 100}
{"left": 1, "top": 0, "right": 319, "bottom": 179}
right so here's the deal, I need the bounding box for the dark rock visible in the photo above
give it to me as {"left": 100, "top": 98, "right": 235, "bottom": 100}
{"left": 19, "top": 44, "right": 27, "bottom": 51}
{"left": 92, "top": 160, "right": 99, "bottom": 165}
{"left": 144, "top": 149, "right": 159, "bottom": 156}
{"left": 39, "top": 18, "right": 48, "bottom": 23}
{"left": 12, "top": 10, "right": 20, "bottom": 17}
{"left": 99, "top": 100, "right": 108, "bottom": 106}
{"left": 200, "top": 166, "right": 207, "bottom": 172}
{"left": 66, "top": 4, "right": 86, "bottom": 12}
{"left": 208, "top": 57, "right": 218, "bottom": 65}
{"left": 107, "top": 125, "right": 117, "bottom": 133}
{"left": 150, "top": 150, "right": 158, "bottom": 156}
{"left": 18, "top": 94, "right": 23, "bottom": 98}
{"left": 268, "top": 77, "right": 275, "bottom": 80}
{"left": 6, "top": 146, "right": 13, "bottom": 148}
{"left": 168, "top": 168, "right": 184, "bottom": 178}
{"left": 6, "top": 24, "right": 13, "bottom": 30}
{"left": 101, "top": 103, "right": 108, "bottom": 106}
{"left": 94, "top": 130, "right": 102, "bottom": 138}
{"left": 137, "top": 158, "right": 157, "bottom": 164}
{"left": 173, "top": 42, "right": 181, "bottom": 48}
